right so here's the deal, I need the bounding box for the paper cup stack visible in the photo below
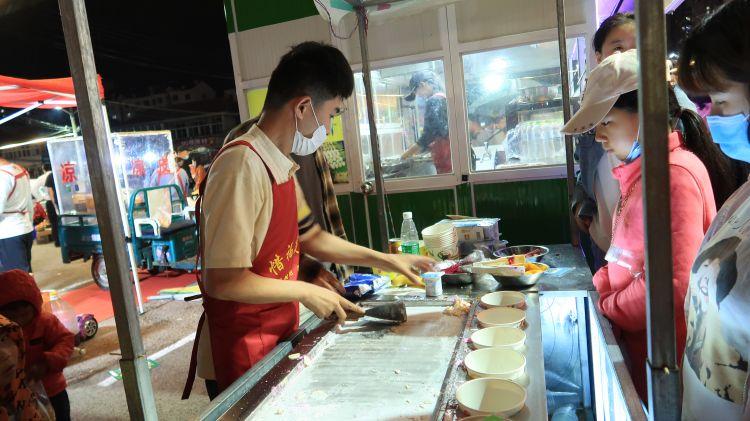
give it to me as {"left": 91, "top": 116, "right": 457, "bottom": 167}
{"left": 421, "top": 222, "right": 458, "bottom": 259}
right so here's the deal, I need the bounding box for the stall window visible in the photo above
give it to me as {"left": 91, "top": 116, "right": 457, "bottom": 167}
{"left": 463, "top": 38, "right": 586, "bottom": 172}
{"left": 244, "top": 86, "right": 351, "bottom": 184}
{"left": 354, "top": 60, "right": 451, "bottom": 180}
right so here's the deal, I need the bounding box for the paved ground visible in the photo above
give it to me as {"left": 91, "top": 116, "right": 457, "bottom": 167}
{"left": 65, "top": 299, "right": 210, "bottom": 420}
{"left": 31, "top": 242, "right": 93, "bottom": 292}
{"left": 29, "top": 242, "right": 214, "bottom": 419}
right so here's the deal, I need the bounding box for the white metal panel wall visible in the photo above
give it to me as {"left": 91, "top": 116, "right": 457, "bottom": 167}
{"left": 338, "top": 8, "right": 444, "bottom": 65}
{"left": 455, "top": 0, "right": 587, "bottom": 43}
{"left": 234, "top": 15, "right": 332, "bottom": 81}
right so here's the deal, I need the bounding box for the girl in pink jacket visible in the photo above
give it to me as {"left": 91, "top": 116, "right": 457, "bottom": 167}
{"left": 562, "top": 49, "right": 732, "bottom": 400}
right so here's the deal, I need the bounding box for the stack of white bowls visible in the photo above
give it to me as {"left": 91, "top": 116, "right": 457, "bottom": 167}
{"left": 421, "top": 222, "right": 458, "bottom": 259}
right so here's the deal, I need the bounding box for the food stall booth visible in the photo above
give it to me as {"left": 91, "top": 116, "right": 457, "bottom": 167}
{"left": 46, "top": 131, "right": 196, "bottom": 293}
{"left": 193, "top": 0, "right": 679, "bottom": 419}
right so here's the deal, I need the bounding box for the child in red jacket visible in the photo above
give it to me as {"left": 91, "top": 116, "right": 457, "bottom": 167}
{"left": 0, "top": 270, "right": 75, "bottom": 421}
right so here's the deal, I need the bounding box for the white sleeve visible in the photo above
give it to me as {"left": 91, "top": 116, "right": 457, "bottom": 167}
{"left": 0, "top": 173, "right": 12, "bottom": 214}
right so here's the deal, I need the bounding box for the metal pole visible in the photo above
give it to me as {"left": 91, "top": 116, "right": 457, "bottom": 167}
{"left": 57, "top": 1, "right": 158, "bottom": 420}
{"left": 354, "top": 5, "right": 390, "bottom": 252}
{"left": 635, "top": 0, "right": 680, "bottom": 419}
{"left": 67, "top": 110, "right": 78, "bottom": 135}
{"left": 555, "top": 0, "right": 578, "bottom": 247}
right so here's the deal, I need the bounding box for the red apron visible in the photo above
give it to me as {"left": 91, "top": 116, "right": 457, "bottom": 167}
{"left": 426, "top": 93, "right": 452, "bottom": 174}
{"left": 430, "top": 137, "right": 452, "bottom": 174}
{"left": 183, "top": 139, "right": 299, "bottom": 397}
{"left": 0, "top": 164, "right": 30, "bottom": 215}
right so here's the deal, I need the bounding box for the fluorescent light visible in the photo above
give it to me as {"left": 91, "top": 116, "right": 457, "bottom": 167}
{"left": 0, "top": 134, "right": 70, "bottom": 151}
{"left": 143, "top": 151, "right": 158, "bottom": 163}
{"left": 489, "top": 58, "right": 508, "bottom": 72}
{"left": 482, "top": 75, "right": 505, "bottom": 93}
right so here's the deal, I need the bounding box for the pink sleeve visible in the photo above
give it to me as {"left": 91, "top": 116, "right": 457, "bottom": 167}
{"left": 666, "top": 166, "right": 712, "bottom": 313}
{"left": 597, "top": 273, "right": 647, "bottom": 332}
{"left": 593, "top": 263, "right": 612, "bottom": 293}
{"left": 596, "top": 166, "right": 708, "bottom": 333}
{"left": 42, "top": 314, "right": 75, "bottom": 372}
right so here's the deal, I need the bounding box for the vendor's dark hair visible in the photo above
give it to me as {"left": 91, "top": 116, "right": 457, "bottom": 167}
{"left": 677, "top": 0, "right": 750, "bottom": 95}
{"left": 593, "top": 13, "right": 635, "bottom": 54}
{"left": 613, "top": 87, "right": 735, "bottom": 208}
{"left": 691, "top": 236, "right": 741, "bottom": 306}
{"left": 264, "top": 41, "right": 354, "bottom": 111}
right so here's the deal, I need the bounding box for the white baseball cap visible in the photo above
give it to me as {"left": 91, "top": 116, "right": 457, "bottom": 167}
{"left": 561, "top": 49, "right": 639, "bottom": 135}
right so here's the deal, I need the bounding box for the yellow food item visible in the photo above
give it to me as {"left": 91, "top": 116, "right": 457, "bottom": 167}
{"left": 485, "top": 255, "right": 527, "bottom": 267}
{"left": 523, "top": 263, "right": 546, "bottom": 274}
{"left": 392, "top": 273, "right": 425, "bottom": 288}
{"left": 443, "top": 296, "right": 471, "bottom": 316}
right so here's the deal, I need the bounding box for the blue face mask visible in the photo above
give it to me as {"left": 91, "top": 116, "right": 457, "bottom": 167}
{"left": 625, "top": 140, "right": 642, "bottom": 163}
{"left": 706, "top": 113, "right": 750, "bottom": 162}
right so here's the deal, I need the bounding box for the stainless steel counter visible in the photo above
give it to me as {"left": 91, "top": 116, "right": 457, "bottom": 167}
{"left": 435, "top": 294, "right": 547, "bottom": 420}
{"left": 197, "top": 244, "right": 649, "bottom": 420}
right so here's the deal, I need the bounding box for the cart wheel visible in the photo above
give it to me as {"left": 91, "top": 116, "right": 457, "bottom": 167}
{"left": 91, "top": 254, "right": 109, "bottom": 290}
{"left": 82, "top": 317, "right": 98, "bottom": 340}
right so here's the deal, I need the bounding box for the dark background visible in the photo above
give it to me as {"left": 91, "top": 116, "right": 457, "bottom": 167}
{"left": 0, "top": 0, "right": 234, "bottom": 143}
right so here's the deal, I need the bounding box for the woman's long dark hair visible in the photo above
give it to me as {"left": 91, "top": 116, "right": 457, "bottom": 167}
{"left": 613, "top": 87, "right": 736, "bottom": 208}
{"left": 677, "top": 0, "right": 750, "bottom": 195}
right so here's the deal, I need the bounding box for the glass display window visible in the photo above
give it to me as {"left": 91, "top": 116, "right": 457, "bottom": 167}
{"left": 462, "top": 38, "right": 586, "bottom": 172}
{"left": 354, "top": 59, "right": 452, "bottom": 180}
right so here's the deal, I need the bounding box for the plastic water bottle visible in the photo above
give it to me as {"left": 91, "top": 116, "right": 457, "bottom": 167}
{"left": 539, "top": 122, "right": 551, "bottom": 162}
{"left": 45, "top": 290, "right": 79, "bottom": 334}
{"left": 517, "top": 123, "right": 528, "bottom": 161}
{"left": 530, "top": 122, "right": 541, "bottom": 162}
{"left": 400, "top": 212, "right": 420, "bottom": 255}
{"left": 555, "top": 124, "right": 566, "bottom": 161}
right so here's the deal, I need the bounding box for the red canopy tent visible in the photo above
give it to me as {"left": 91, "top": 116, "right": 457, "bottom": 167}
{"left": 0, "top": 74, "right": 104, "bottom": 124}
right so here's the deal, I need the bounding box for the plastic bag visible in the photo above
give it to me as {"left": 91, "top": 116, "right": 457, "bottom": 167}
{"left": 605, "top": 245, "right": 644, "bottom": 278}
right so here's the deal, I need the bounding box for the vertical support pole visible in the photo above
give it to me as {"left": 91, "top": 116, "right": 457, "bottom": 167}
{"left": 356, "top": 6, "right": 390, "bottom": 252}
{"left": 635, "top": 1, "right": 681, "bottom": 419}
{"left": 555, "top": 0, "right": 579, "bottom": 246}
{"left": 57, "top": 1, "right": 157, "bottom": 419}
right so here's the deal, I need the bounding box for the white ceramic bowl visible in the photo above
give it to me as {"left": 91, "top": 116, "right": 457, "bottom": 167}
{"left": 464, "top": 348, "right": 526, "bottom": 380}
{"left": 422, "top": 222, "right": 454, "bottom": 238}
{"left": 456, "top": 378, "right": 527, "bottom": 417}
{"left": 480, "top": 291, "right": 526, "bottom": 309}
{"left": 424, "top": 236, "right": 457, "bottom": 245}
{"left": 477, "top": 307, "right": 526, "bottom": 328}
{"left": 424, "top": 233, "right": 457, "bottom": 245}
{"left": 470, "top": 326, "right": 526, "bottom": 350}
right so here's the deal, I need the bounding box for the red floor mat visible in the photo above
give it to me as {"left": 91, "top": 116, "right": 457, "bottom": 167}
{"left": 60, "top": 271, "right": 196, "bottom": 322}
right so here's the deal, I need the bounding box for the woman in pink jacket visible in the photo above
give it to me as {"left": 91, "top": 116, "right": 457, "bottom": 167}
{"left": 562, "top": 49, "right": 732, "bottom": 400}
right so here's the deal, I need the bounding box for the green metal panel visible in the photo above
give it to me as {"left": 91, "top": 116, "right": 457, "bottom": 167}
{"left": 335, "top": 193, "right": 355, "bottom": 243}
{"left": 473, "top": 179, "right": 571, "bottom": 245}
{"left": 342, "top": 180, "right": 570, "bottom": 253}
{"left": 455, "top": 183, "right": 473, "bottom": 216}
{"left": 365, "top": 189, "right": 457, "bottom": 252}
{"left": 349, "top": 192, "right": 371, "bottom": 249}
{"left": 224, "top": 0, "right": 319, "bottom": 33}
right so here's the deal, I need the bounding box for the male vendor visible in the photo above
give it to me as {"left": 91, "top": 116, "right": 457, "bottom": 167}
{"left": 400, "top": 70, "right": 451, "bottom": 174}
{"left": 183, "top": 42, "right": 433, "bottom": 399}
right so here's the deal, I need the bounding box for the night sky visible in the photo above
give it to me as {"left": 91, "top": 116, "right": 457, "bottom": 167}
{"left": 0, "top": 0, "right": 234, "bottom": 142}
{"left": 0, "top": 0, "right": 233, "bottom": 94}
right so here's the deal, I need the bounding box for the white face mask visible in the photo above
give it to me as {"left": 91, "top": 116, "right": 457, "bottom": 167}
{"left": 292, "top": 104, "right": 327, "bottom": 156}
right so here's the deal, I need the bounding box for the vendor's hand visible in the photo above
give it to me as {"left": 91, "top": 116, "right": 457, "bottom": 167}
{"left": 311, "top": 269, "right": 346, "bottom": 295}
{"left": 27, "top": 362, "right": 48, "bottom": 381}
{"left": 383, "top": 254, "right": 435, "bottom": 286}
{"left": 299, "top": 283, "right": 364, "bottom": 324}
